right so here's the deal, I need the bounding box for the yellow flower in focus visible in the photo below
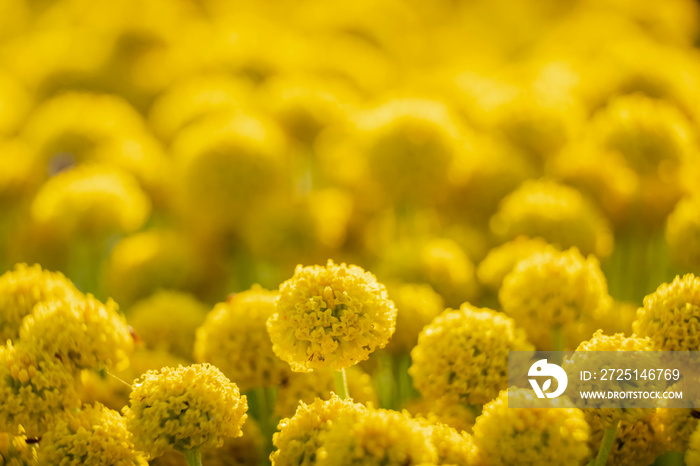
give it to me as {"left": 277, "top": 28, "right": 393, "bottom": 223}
{"left": 490, "top": 179, "right": 613, "bottom": 258}
{"left": 666, "top": 196, "right": 700, "bottom": 271}
{"left": 472, "top": 388, "right": 590, "bottom": 466}
{"left": 20, "top": 295, "right": 133, "bottom": 373}
{"left": 424, "top": 422, "right": 475, "bottom": 465}
{"left": 267, "top": 260, "right": 397, "bottom": 372}
{"left": 195, "top": 285, "right": 291, "bottom": 392}
{"left": 30, "top": 164, "right": 151, "bottom": 238}
{"left": 409, "top": 304, "right": 533, "bottom": 405}
{"left": 38, "top": 402, "right": 148, "bottom": 465}
{"left": 499, "top": 248, "right": 610, "bottom": 349}
{"left": 384, "top": 283, "right": 444, "bottom": 355}
{"left": 123, "top": 364, "right": 248, "bottom": 458}
{"left": 129, "top": 290, "right": 208, "bottom": 361}
{"left": 0, "top": 263, "right": 83, "bottom": 343}
{"left": 0, "top": 427, "right": 38, "bottom": 466}
{"left": 633, "top": 274, "right": 700, "bottom": 351}
{"left": 0, "top": 342, "right": 81, "bottom": 437}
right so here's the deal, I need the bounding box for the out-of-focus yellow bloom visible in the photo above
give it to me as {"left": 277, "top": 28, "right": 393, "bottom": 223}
{"left": 104, "top": 229, "right": 206, "bottom": 307}
{"left": 0, "top": 140, "right": 39, "bottom": 201}
{"left": 0, "top": 263, "right": 83, "bottom": 343}
{"left": 477, "top": 236, "right": 559, "bottom": 292}
{"left": 410, "top": 304, "right": 533, "bottom": 405}
{"left": 38, "top": 402, "right": 148, "bottom": 465}
{"left": 273, "top": 366, "right": 377, "bottom": 419}
{"left": 270, "top": 394, "right": 367, "bottom": 466}
{"left": 0, "top": 426, "right": 38, "bottom": 466}
{"left": 0, "top": 73, "right": 30, "bottom": 137}
{"left": 123, "top": 364, "right": 248, "bottom": 458}
{"left": 0, "top": 342, "right": 81, "bottom": 437}
{"left": 384, "top": 283, "right": 444, "bottom": 355}
{"left": 195, "top": 285, "right": 291, "bottom": 392}
{"left": 633, "top": 274, "right": 700, "bottom": 351}
{"left": 129, "top": 290, "right": 208, "bottom": 361}
{"left": 472, "top": 388, "right": 590, "bottom": 466}
{"left": 499, "top": 248, "right": 610, "bottom": 349}
{"left": 20, "top": 295, "right": 133, "bottom": 373}
{"left": 316, "top": 408, "right": 438, "bottom": 466}
{"left": 666, "top": 196, "right": 700, "bottom": 271}
{"left": 490, "top": 179, "right": 613, "bottom": 258}
{"left": 689, "top": 425, "right": 700, "bottom": 466}
{"left": 30, "top": 164, "right": 151, "bottom": 238}
{"left": 588, "top": 414, "right": 667, "bottom": 466}
{"left": 267, "top": 260, "right": 396, "bottom": 372}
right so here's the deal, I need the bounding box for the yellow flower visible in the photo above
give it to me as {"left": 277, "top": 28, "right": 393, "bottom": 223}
{"left": 499, "top": 247, "right": 610, "bottom": 349}
{"left": 472, "top": 388, "right": 590, "bottom": 466}
{"left": 20, "top": 295, "right": 133, "bottom": 373}
{"left": 0, "top": 73, "right": 30, "bottom": 137}
{"left": 490, "top": 179, "right": 613, "bottom": 258}
{"left": 274, "top": 366, "right": 378, "bottom": 419}
{"left": 38, "top": 402, "right": 148, "bottom": 465}
{"left": 686, "top": 421, "right": 700, "bottom": 466}
{"left": 0, "top": 263, "right": 83, "bottom": 343}
{"left": 195, "top": 285, "right": 291, "bottom": 392}
{"left": 271, "top": 394, "right": 367, "bottom": 466}
{"left": 30, "top": 164, "right": 151, "bottom": 238}
{"left": 587, "top": 414, "right": 666, "bottom": 466}
{"left": 383, "top": 283, "right": 444, "bottom": 356}
{"left": 409, "top": 304, "right": 533, "bottom": 405}
{"left": 267, "top": 260, "right": 397, "bottom": 372}
{"left": 0, "top": 426, "right": 38, "bottom": 466}
{"left": 421, "top": 421, "right": 475, "bottom": 465}
{"left": 123, "top": 364, "right": 248, "bottom": 458}
{"left": 666, "top": 196, "right": 700, "bottom": 271}
{"left": 0, "top": 342, "right": 81, "bottom": 437}
{"left": 406, "top": 398, "right": 477, "bottom": 435}
{"left": 129, "top": 290, "right": 208, "bottom": 361}
{"left": 654, "top": 405, "right": 698, "bottom": 453}
{"left": 633, "top": 274, "right": 700, "bottom": 351}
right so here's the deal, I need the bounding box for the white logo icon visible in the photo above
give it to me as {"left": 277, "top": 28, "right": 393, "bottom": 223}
{"left": 528, "top": 359, "right": 568, "bottom": 399}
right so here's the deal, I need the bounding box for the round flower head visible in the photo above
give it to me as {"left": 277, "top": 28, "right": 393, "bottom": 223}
{"left": 267, "top": 260, "right": 397, "bottom": 372}
{"left": 476, "top": 236, "right": 559, "bottom": 292}
{"left": 472, "top": 388, "right": 590, "bottom": 466}
{"left": 633, "top": 274, "right": 700, "bottom": 350}
{"left": 123, "top": 364, "right": 248, "bottom": 458}
{"left": 419, "top": 420, "right": 475, "bottom": 465}
{"left": 588, "top": 414, "right": 666, "bottom": 466}
{"left": 384, "top": 283, "right": 444, "bottom": 355}
{"left": 490, "top": 179, "right": 613, "bottom": 258}
{"left": 20, "top": 295, "right": 133, "bottom": 373}
{"left": 0, "top": 263, "right": 83, "bottom": 343}
{"left": 654, "top": 402, "right": 699, "bottom": 453}
{"left": 409, "top": 304, "right": 533, "bottom": 405}
{"left": 316, "top": 408, "right": 438, "bottom": 466}
{"left": 30, "top": 164, "right": 151, "bottom": 238}
{"left": 666, "top": 196, "right": 700, "bottom": 271}
{"left": 38, "top": 402, "right": 148, "bottom": 465}
{"left": 195, "top": 285, "right": 292, "bottom": 392}
{"left": 271, "top": 394, "right": 367, "bottom": 466}
{"left": 129, "top": 290, "right": 208, "bottom": 361}
{"left": 274, "top": 366, "right": 378, "bottom": 419}
{"left": 499, "top": 247, "right": 610, "bottom": 350}
{"left": 406, "top": 398, "right": 477, "bottom": 434}
{"left": 0, "top": 426, "right": 39, "bottom": 465}
{"left": 0, "top": 342, "right": 81, "bottom": 437}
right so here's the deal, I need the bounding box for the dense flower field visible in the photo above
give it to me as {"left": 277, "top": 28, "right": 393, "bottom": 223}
{"left": 2, "top": 0, "right": 700, "bottom": 465}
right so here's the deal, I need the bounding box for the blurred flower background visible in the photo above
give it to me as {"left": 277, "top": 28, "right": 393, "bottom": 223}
{"left": 2, "top": 0, "right": 700, "bottom": 464}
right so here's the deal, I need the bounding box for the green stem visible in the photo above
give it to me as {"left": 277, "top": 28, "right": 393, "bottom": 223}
{"left": 552, "top": 326, "right": 565, "bottom": 365}
{"left": 183, "top": 448, "right": 202, "bottom": 466}
{"left": 594, "top": 419, "right": 619, "bottom": 466}
{"left": 334, "top": 369, "right": 348, "bottom": 400}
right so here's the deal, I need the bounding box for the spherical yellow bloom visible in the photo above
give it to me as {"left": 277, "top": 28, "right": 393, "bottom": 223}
{"left": 384, "top": 283, "right": 444, "bottom": 355}
{"left": 499, "top": 248, "right": 610, "bottom": 349}
{"left": 123, "top": 364, "right": 248, "bottom": 458}
{"left": 274, "top": 366, "right": 378, "bottom": 419}
{"left": 267, "top": 260, "right": 397, "bottom": 372}
{"left": 20, "top": 295, "right": 133, "bottom": 373}
{"left": 30, "top": 164, "right": 151, "bottom": 238}
{"left": 472, "top": 388, "right": 590, "bottom": 466}
{"left": 406, "top": 398, "right": 477, "bottom": 434}
{"left": 38, "top": 402, "right": 148, "bottom": 465}
{"left": 195, "top": 285, "right": 291, "bottom": 392}
{"left": 316, "top": 408, "right": 437, "bottom": 466}
{"left": 666, "top": 196, "right": 700, "bottom": 271}
{"left": 633, "top": 274, "right": 700, "bottom": 351}
{"left": 0, "top": 426, "right": 38, "bottom": 466}
{"left": 129, "top": 291, "right": 208, "bottom": 361}
{"left": 588, "top": 414, "right": 667, "bottom": 466}
{"left": 422, "top": 421, "right": 475, "bottom": 465}
{"left": 490, "top": 179, "right": 613, "bottom": 258}
{"left": 0, "top": 263, "right": 83, "bottom": 343}
{"left": 654, "top": 405, "right": 698, "bottom": 453}
{"left": 0, "top": 342, "right": 81, "bottom": 437}
{"left": 271, "top": 394, "right": 367, "bottom": 466}
{"left": 409, "top": 304, "right": 533, "bottom": 405}
{"left": 476, "top": 236, "right": 559, "bottom": 292}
